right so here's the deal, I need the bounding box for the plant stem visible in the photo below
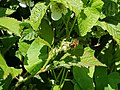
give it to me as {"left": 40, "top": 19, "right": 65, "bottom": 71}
{"left": 60, "top": 70, "right": 68, "bottom": 89}
{"left": 56, "top": 67, "right": 64, "bottom": 83}
{"left": 15, "top": 75, "right": 33, "bottom": 89}
{"left": 59, "top": 68, "right": 66, "bottom": 86}
{"left": 67, "top": 16, "right": 77, "bottom": 39}
{"left": 53, "top": 69, "right": 57, "bottom": 81}
{"left": 36, "top": 57, "right": 51, "bottom": 74}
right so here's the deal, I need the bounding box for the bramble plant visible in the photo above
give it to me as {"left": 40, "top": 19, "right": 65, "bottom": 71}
{"left": 1, "top": 0, "right": 120, "bottom": 90}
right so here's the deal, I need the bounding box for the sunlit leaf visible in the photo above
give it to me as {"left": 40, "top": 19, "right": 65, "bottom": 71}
{"left": 24, "top": 37, "right": 50, "bottom": 75}
{"left": 0, "top": 7, "right": 16, "bottom": 17}
{"left": 0, "top": 53, "right": 9, "bottom": 79}
{"left": 104, "top": 84, "right": 115, "bottom": 90}
{"left": 92, "top": 0, "right": 104, "bottom": 11}
{"left": 77, "top": 7, "right": 100, "bottom": 36}
{"left": 97, "top": 21, "right": 120, "bottom": 40}
{"left": 21, "top": 28, "right": 38, "bottom": 41}
{"left": 30, "top": 2, "right": 48, "bottom": 30}
{"left": 51, "top": 0, "right": 83, "bottom": 16}
{"left": 53, "top": 85, "right": 60, "bottom": 90}
{"left": 0, "top": 17, "right": 21, "bottom": 36}
{"left": 0, "top": 53, "right": 22, "bottom": 79}
{"left": 80, "top": 47, "right": 105, "bottom": 67}
{"left": 18, "top": 40, "right": 31, "bottom": 57}
{"left": 50, "top": 2, "right": 68, "bottom": 21}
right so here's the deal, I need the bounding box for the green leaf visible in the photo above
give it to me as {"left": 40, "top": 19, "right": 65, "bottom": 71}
{"left": 50, "top": 2, "right": 68, "bottom": 21}
{"left": 18, "top": 40, "right": 31, "bottom": 57}
{"left": 40, "top": 19, "right": 54, "bottom": 45}
{"left": 0, "top": 36, "right": 19, "bottom": 55}
{"left": 21, "top": 28, "right": 38, "bottom": 41}
{"left": 0, "top": 74, "right": 12, "bottom": 90}
{"left": 97, "top": 41, "right": 115, "bottom": 66}
{"left": 77, "top": 7, "right": 100, "bottom": 36}
{"left": 0, "top": 17, "right": 21, "bottom": 36}
{"left": 0, "top": 52, "right": 22, "bottom": 79}
{"left": 30, "top": 2, "right": 48, "bottom": 30}
{"left": 80, "top": 47, "right": 105, "bottom": 67}
{"left": 94, "top": 67, "right": 120, "bottom": 90}
{"left": 73, "top": 66, "right": 94, "bottom": 90}
{"left": 94, "top": 67, "right": 108, "bottom": 90}
{"left": 24, "top": 37, "right": 50, "bottom": 75}
{"left": 53, "top": 85, "right": 60, "bottom": 90}
{"left": 0, "top": 7, "right": 16, "bottom": 17}
{"left": 74, "top": 84, "right": 82, "bottom": 90}
{"left": 51, "top": 0, "right": 83, "bottom": 16}
{"left": 102, "top": 1, "right": 118, "bottom": 16}
{"left": 10, "top": 67, "right": 22, "bottom": 78}
{"left": 97, "top": 21, "right": 120, "bottom": 40}
{"left": 108, "top": 72, "right": 120, "bottom": 89}
{"left": 51, "top": 9, "right": 62, "bottom": 21}
{"left": 68, "top": 44, "right": 84, "bottom": 57}
{"left": 0, "top": 53, "right": 9, "bottom": 79}
{"left": 104, "top": 84, "right": 115, "bottom": 90}
{"left": 65, "top": 0, "right": 83, "bottom": 16}
{"left": 88, "top": 66, "right": 95, "bottom": 78}
{"left": 92, "top": 0, "right": 104, "bottom": 11}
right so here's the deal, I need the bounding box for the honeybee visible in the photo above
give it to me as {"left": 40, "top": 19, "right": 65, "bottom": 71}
{"left": 69, "top": 39, "right": 79, "bottom": 48}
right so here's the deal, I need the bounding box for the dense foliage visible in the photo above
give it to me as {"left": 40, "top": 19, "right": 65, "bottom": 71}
{"left": 0, "top": 0, "right": 120, "bottom": 90}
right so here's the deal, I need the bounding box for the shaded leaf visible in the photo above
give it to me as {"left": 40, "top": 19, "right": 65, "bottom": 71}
{"left": 95, "top": 67, "right": 120, "bottom": 90}
{"left": 0, "top": 36, "right": 19, "bottom": 55}
{"left": 0, "top": 17, "right": 21, "bottom": 36}
{"left": 108, "top": 72, "right": 120, "bottom": 89}
{"left": 0, "top": 74, "right": 12, "bottom": 90}
{"left": 73, "top": 66, "right": 94, "bottom": 90}
{"left": 40, "top": 19, "right": 54, "bottom": 45}
{"left": 74, "top": 84, "right": 82, "bottom": 90}
{"left": 102, "top": 1, "right": 118, "bottom": 16}
{"left": 94, "top": 66, "right": 108, "bottom": 90}
{"left": 97, "top": 40, "right": 115, "bottom": 66}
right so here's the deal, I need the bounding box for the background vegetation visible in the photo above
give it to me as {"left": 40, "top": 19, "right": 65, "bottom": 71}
{"left": 0, "top": 0, "right": 120, "bottom": 90}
